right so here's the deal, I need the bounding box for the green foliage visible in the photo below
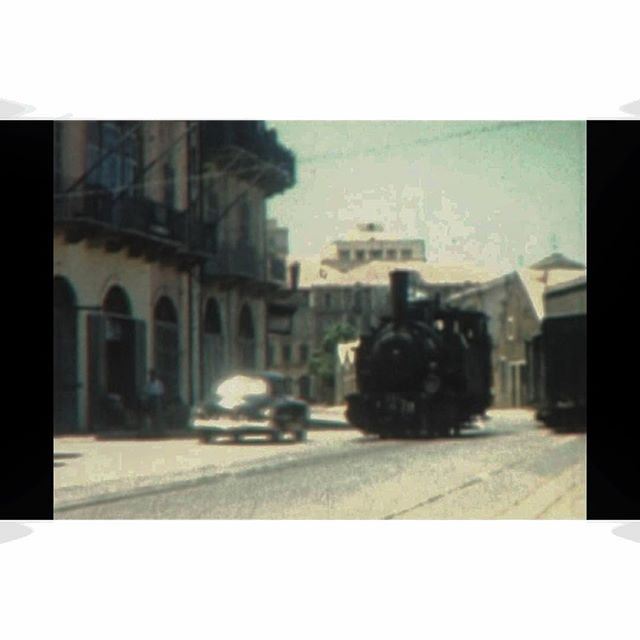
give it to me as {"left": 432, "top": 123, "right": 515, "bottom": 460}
{"left": 309, "top": 322, "right": 358, "bottom": 387}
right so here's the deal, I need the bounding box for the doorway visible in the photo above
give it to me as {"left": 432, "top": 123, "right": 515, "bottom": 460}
{"left": 53, "top": 277, "right": 78, "bottom": 433}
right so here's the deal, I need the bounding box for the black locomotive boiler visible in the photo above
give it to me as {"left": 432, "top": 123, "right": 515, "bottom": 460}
{"left": 346, "top": 270, "right": 493, "bottom": 438}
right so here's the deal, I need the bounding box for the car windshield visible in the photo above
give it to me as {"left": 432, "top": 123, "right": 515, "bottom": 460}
{"left": 214, "top": 375, "right": 269, "bottom": 409}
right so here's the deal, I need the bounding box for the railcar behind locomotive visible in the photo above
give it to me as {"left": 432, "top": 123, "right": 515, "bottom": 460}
{"left": 530, "top": 313, "right": 586, "bottom": 431}
{"left": 346, "top": 270, "right": 492, "bottom": 438}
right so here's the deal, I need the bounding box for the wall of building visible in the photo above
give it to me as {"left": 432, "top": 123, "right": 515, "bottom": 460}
{"left": 544, "top": 284, "right": 587, "bottom": 317}
{"left": 449, "top": 274, "right": 540, "bottom": 408}
{"left": 333, "top": 238, "right": 425, "bottom": 263}
{"left": 54, "top": 121, "right": 294, "bottom": 432}
{"left": 268, "top": 290, "right": 315, "bottom": 399}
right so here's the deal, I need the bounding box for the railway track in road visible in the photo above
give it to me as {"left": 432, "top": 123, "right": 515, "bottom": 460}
{"left": 385, "top": 434, "right": 585, "bottom": 520}
{"left": 55, "top": 420, "right": 585, "bottom": 520}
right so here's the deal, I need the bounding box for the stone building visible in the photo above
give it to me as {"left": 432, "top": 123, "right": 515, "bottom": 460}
{"left": 543, "top": 274, "right": 587, "bottom": 317}
{"left": 53, "top": 121, "right": 295, "bottom": 433}
{"left": 266, "top": 255, "right": 499, "bottom": 404}
{"left": 322, "top": 222, "right": 426, "bottom": 270}
{"left": 448, "top": 254, "right": 585, "bottom": 408}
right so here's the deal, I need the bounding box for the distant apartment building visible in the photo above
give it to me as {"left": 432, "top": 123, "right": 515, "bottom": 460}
{"left": 323, "top": 223, "right": 426, "bottom": 269}
{"left": 53, "top": 121, "right": 296, "bottom": 433}
{"left": 266, "top": 254, "right": 497, "bottom": 404}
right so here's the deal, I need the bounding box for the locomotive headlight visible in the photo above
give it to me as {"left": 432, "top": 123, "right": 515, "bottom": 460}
{"left": 425, "top": 374, "right": 441, "bottom": 394}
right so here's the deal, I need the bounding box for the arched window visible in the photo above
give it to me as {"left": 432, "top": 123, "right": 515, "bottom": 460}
{"left": 202, "top": 298, "right": 225, "bottom": 397}
{"left": 155, "top": 296, "right": 178, "bottom": 323}
{"left": 239, "top": 304, "right": 255, "bottom": 339}
{"left": 54, "top": 276, "right": 76, "bottom": 308}
{"left": 154, "top": 296, "right": 179, "bottom": 401}
{"left": 54, "top": 277, "right": 78, "bottom": 432}
{"left": 204, "top": 298, "right": 222, "bottom": 334}
{"left": 103, "top": 285, "right": 132, "bottom": 316}
{"left": 238, "top": 304, "right": 256, "bottom": 370}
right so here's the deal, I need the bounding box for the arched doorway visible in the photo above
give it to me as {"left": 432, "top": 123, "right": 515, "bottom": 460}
{"left": 154, "top": 296, "right": 179, "bottom": 402}
{"left": 202, "top": 298, "right": 224, "bottom": 398}
{"left": 238, "top": 304, "right": 256, "bottom": 370}
{"left": 86, "top": 285, "right": 146, "bottom": 431}
{"left": 102, "top": 286, "right": 136, "bottom": 411}
{"left": 54, "top": 277, "right": 78, "bottom": 433}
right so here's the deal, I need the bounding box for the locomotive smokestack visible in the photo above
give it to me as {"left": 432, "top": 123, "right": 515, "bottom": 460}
{"left": 390, "top": 270, "right": 409, "bottom": 327}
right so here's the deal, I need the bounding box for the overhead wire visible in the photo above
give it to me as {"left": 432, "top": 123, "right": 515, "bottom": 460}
{"left": 294, "top": 121, "right": 543, "bottom": 164}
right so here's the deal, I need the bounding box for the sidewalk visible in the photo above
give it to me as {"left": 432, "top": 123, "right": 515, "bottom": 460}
{"left": 308, "top": 404, "right": 348, "bottom": 428}
{"left": 75, "top": 405, "right": 350, "bottom": 441}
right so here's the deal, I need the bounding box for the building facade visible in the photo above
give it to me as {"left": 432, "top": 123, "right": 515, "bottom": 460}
{"left": 266, "top": 255, "right": 494, "bottom": 404}
{"left": 323, "top": 223, "right": 426, "bottom": 269}
{"left": 448, "top": 255, "right": 586, "bottom": 408}
{"left": 53, "top": 121, "right": 296, "bottom": 433}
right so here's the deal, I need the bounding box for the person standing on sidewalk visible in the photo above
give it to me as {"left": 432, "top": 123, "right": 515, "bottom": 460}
{"left": 145, "top": 369, "right": 165, "bottom": 433}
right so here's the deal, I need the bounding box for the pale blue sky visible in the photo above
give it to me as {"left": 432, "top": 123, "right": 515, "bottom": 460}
{"left": 267, "top": 121, "right": 586, "bottom": 272}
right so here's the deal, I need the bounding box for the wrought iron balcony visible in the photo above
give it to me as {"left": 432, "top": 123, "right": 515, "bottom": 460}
{"left": 201, "top": 245, "right": 265, "bottom": 282}
{"left": 54, "top": 187, "right": 207, "bottom": 264}
{"left": 200, "top": 122, "right": 295, "bottom": 196}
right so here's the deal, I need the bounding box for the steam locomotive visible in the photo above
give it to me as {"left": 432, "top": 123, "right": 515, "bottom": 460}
{"left": 346, "top": 271, "right": 493, "bottom": 438}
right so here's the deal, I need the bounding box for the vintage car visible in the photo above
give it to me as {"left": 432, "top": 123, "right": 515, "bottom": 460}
{"left": 190, "top": 372, "right": 309, "bottom": 443}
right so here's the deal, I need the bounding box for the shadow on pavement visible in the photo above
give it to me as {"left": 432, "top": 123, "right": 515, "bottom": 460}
{"left": 200, "top": 438, "right": 301, "bottom": 447}
{"left": 54, "top": 453, "right": 82, "bottom": 460}
{"left": 95, "top": 431, "right": 193, "bottom": 441}
{"left": 351, "top": 429, "right": 514, "bottom": 443}
{"left": 550, "top": 425, "right": 587, "bottom": 435}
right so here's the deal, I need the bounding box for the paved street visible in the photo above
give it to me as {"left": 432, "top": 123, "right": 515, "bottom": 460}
{"left": 54, "top": 409, "right": 585, "bottom": 519}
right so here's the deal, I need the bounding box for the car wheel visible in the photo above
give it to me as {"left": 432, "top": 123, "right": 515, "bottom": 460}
{"left": 271, "top": 431, "right": 284, "bottom": 443}
{"left": 199, "top": 433, "right": 212, "bottom": 444}
{"left": 295, "top": 430, "right": 307, "bottom": 443}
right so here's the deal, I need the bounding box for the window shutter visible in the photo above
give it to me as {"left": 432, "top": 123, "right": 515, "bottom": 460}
{"left": 133, "top": 319, "right": 147, "bottom": 406}
{"left": 86, "top": 313, "right": 106, "bottom": 430}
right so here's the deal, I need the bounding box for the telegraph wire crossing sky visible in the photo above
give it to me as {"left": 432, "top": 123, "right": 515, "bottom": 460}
{"left": 267, "top": 121, "right": 586, "bottom": 272}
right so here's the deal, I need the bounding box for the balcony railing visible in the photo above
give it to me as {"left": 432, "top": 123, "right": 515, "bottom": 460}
{"left": 54, "top": 187, "right": 207, "bottom": 258}
{"left": 200, "top": 122, "right": 295, "bottom": 196}
{"left": 201, "top": 245, "right": 265, "bottom": 281}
